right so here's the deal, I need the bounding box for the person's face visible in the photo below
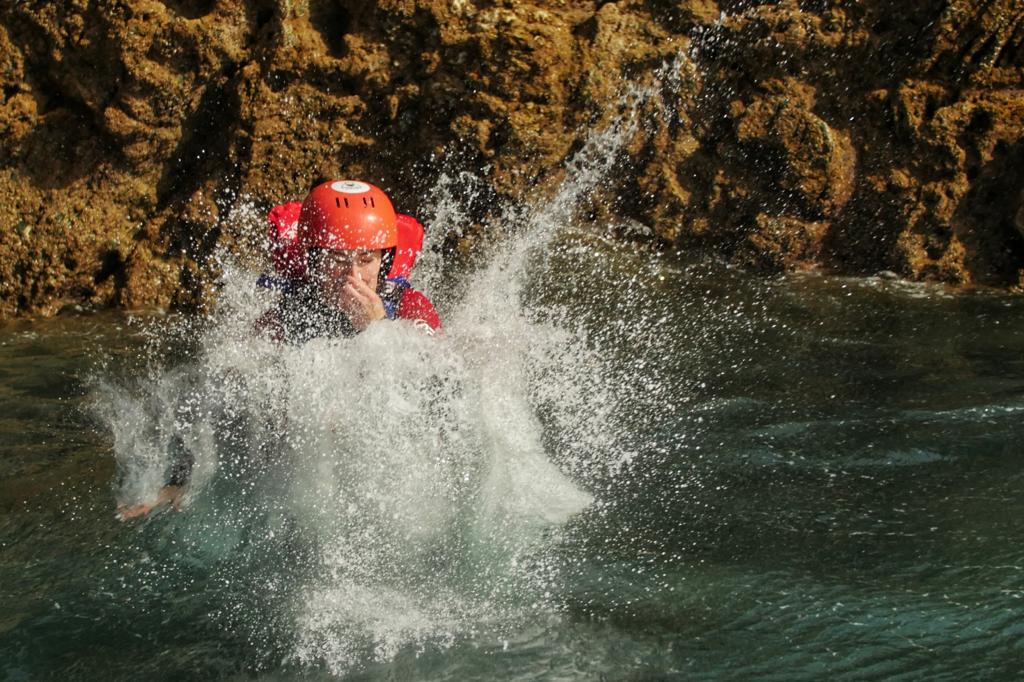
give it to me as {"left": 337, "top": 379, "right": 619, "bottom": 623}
{"left": 311, "top": 249, "right": 382, "bottom": 309}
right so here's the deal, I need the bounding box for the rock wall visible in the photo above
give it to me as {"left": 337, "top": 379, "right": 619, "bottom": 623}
{"left": 1, "top": 0, "right": 1022, "bottom": 317}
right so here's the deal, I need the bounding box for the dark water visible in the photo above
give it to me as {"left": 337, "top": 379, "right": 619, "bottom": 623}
{"left": 2, "top": 255, "right": 1023, "bottom": 680}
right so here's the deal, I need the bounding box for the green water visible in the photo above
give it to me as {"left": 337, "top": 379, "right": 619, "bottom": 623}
{"left": 1, "top": 258, "right": 1023, "bottom": 680}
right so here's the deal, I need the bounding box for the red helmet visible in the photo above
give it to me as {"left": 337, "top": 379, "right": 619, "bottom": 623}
{"left": 298, "top": 180, "right": 398, "bottom": 251}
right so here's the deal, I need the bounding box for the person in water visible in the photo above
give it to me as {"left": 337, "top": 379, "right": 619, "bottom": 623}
{"left": 259, "top": 179, "right": 441, "bottom": 343}
{"left": 117, "top": 180, "right": 440, "bottom": 520}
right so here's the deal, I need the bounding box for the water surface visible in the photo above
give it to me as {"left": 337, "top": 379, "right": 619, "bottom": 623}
{"left": 2, "top": 253, "right": 1022, "bottom": 680}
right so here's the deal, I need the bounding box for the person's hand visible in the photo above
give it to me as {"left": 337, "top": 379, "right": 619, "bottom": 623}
{"left": 116, "top": 485, "right": 185, "bottom": 521}
{"left": 340, "top": 273, "right": 386, "bottom": 331}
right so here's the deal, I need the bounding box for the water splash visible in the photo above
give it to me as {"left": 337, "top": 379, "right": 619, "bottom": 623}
{"left": 91, "top": 59, "right": 695, "bottom": 676}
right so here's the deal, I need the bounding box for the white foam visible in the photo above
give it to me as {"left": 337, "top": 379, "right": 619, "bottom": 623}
{"left": 96, "top": 55, "right": 693, "bottom": 674}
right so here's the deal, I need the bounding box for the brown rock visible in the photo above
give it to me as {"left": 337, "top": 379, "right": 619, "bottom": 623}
{"left": 734, "top": 89, "right": 857, "bottom": 219}
{"left": 1, "top": 0, "right": 1023, "bottom": 319}
{"left": 744, "top": 213, "right": 830, "bottom": 273}
{"left": 1015, "top": 190, "right": 1024, "bottom": 240}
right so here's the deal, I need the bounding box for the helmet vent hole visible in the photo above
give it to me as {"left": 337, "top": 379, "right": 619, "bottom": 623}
{"left": 344, "top": 198, "right": 349, "bottom": 208}
{"left": 370, "top": 197, "right": 375, "bottom": 207}
{"left": 335, "top": 197, "right": 341, "bottom": 208}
